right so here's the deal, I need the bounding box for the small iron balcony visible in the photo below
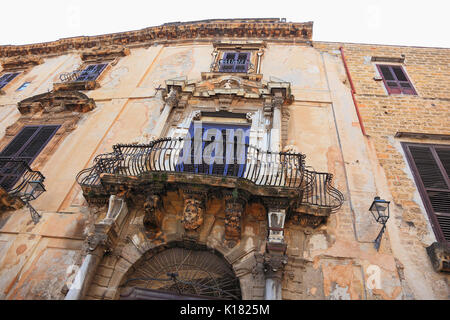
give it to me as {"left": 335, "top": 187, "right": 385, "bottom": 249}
{"left": 76, "top": 138, "right": 343, "bottom": 211}
{"left": 0, "top": 159, "right": 45, "bottom": 212}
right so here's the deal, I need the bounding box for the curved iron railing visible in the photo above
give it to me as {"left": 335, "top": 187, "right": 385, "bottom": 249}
{"left": 59, "top": 70, "right": 82, "bottom": 83}
{"left": 0, "top": 159, "right": 45, "bottom": 196}
{"left": 302, "top": 170, "right": 344, "bottom": 212}
{"left": 76, "top": 138, "right": 343, "bottom": 210}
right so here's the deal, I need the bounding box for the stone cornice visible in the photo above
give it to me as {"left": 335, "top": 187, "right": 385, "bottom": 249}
{"left": 0, "top": 19, "right": 313, "bottom": 58}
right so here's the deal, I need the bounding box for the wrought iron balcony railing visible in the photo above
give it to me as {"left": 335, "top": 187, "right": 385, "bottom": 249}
{"left": 59, "top": 70, "right": 83, "bottom": 83}
{"left": 76, "top": 138, "right": 343, "bottom": 210}
{"left": 0, "top": 159, "right": 45, "bottom": 196}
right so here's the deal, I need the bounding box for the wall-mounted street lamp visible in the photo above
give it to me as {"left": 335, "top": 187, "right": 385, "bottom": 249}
{"left": 369, "top": 196, "right": 390, "bottom": 251}
{"left": 19, "top": 180, "right": 46, "bottom": 224}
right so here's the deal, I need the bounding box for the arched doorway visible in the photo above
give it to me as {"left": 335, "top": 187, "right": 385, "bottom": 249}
{"left": 119, "top": 246, "right": 241, "bottom": 300}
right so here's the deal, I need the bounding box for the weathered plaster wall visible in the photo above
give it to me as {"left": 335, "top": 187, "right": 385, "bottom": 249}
{"left": 0, "top": 37, "right": 447, "bottom": 300}
{"left": 315, "top": 42, "right": 450, "bottom": 299}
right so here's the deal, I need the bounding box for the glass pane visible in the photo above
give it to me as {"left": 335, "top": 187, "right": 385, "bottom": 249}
{"left": 392, "top": 66, "right": 408, "bottom": 81}
{"left": 379, "top": 65, "right": 394, "bottom": 80}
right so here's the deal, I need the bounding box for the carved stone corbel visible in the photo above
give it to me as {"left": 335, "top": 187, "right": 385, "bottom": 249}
{"left": 426, "top": 242, "right": 450, "bottom": 273}
{"left": 164, "top": 87, "right": 179, "bottom": 108}
{"left": 223, "top": 189, "right": 250, "bottom": 242}
{"left": 143, "top": 194, "right": 162, "bottom": 232}
{"left": 180, "top": 186, "right": 208, "bottom": 231}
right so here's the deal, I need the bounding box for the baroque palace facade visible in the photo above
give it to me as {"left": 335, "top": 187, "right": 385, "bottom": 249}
{"left": 0, "top": 18, "right": 448, "bottom": 300}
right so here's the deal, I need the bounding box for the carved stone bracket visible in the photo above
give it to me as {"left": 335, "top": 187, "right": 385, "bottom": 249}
{"left": 164, "top": 87, "right": 180, "bottom": 108}
{"left": 180, "top": 186, "right": 208, "bottom": 231}
{"left": 426, "top": 242, "right": 450, "bottom": 273}
{"left": 143, "top": 194, "right": 162, "bottom": 232}
{"left": 289, "top": 204, "right": 331, "bottom": 229}
{"left": 86, "top": 195, "right": 128, "bottom": 254}
{"left": 223, "top": 189, "right": 250, "bottom": 242}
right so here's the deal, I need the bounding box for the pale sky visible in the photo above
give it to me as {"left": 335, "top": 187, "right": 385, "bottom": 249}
{"left": 1, "top": 0, "right": 449, "bottom": 48}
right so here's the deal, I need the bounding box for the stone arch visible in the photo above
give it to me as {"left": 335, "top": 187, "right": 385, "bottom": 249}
{"left": 92, "top": 234, "right": 263, "bottom": 300}
{"left": 118, "top": 241, "right": 242, "bottom": 300}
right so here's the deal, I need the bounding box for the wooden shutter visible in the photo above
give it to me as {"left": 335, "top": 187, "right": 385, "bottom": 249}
{"left": 0, "top": 72, "right": 19, "bottom": 89}
{"left": 0, "top": 125, "right": 60, "bottom": 164}
{"left": 403, "top": 143, "right": 450, "bottom": 243}
{"left": 0, "top": 125, "right": 59, "bottom": 191}
{"left": 377, "top": 65, "right": 416, "bottom": 95}
{"left": 76, "top": 63, "right": 107, "bottom": 81}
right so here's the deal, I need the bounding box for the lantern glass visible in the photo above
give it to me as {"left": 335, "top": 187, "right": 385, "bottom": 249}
{"left": 22, "top": 180, "right": 46, "bottom": 201}
{"left": 369, "top": 196, "right": 390, "bottom": 224}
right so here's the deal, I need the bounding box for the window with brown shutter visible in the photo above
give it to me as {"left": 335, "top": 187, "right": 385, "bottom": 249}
{"left": 403, "top": 143, "right": 450, "bottom": 243}
{"left": 0, "top": 125, "right": 60, "bottom": 191}
{"left": 377, "top": 65, "right": 417, "bottom": 95}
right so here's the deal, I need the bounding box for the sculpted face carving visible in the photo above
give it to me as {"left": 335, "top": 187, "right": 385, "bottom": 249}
{"left": 225, "top": 202, "right": 244, "bottom": 241}
{"left": 182, "top": 198, "right": 204, "bottom": 230}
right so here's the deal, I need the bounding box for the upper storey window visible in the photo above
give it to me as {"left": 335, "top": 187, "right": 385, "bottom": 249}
{"left": 75, "top": 63, "right": 108, "bottom": 82}
{"left": 0, "top": 72, "right": 20, "bottom": 90}
{"left": 403, "top": 143, "right": 450, "bottom": 243}
{"left": 377, "top": 65, "right": 416, "bottom": 95}
{"left": 219, "top": 52, "right": 250, "bottom": 73}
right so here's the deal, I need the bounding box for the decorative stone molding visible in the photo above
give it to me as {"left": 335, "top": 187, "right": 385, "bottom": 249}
{"left": 263, "top": 244, "right": 288, "bottom": 276}
{"left": 426, "top": 242, "right": 450, "bottom": 273}
{"left": 53, "top": 80, "right": 98, "bottom": 92}
{"left": 1, "top": 55, "right": 43, "bottom": 71}
{"left": 289, "top": 204, "right": 331, "bottom": 228}
{"left": 209, "top": 40, "right": 266, "bottom": 75}
{"left": 0, "top": 19, "right": 313, "bottom": 58}
{"left": 164, "top": 75, "right": 293, "bottom": 113}
{"left": 80, "top": 45, "right": 130, "bottom": 63}
{"left": 18, "top": 90, "right": 96, "bottom": 115}
{"left": 0, "top": 91, "right": 97, "bottom": 170}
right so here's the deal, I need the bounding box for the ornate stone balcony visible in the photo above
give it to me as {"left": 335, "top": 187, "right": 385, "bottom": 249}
{"left": 76, "top": 138, "right": 344, "bottom": 218}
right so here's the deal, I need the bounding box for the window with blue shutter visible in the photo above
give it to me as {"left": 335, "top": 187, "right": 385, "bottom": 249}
{"left": 403, "top": 143, "right": 450, "bottom": 243}
{"left": 75, "top": 63, "right": 107, "bottom": 82}
{"left": 0, "top": 72, "right": 20, "bottom": 89}
{"left": 0, "top": 125, "right": 60, "bottom": 191}
{"left": 219, "top": 52, "right": 250, "bottom": 73}
{"left": 178, "top": 123, "right": 250, "bottom": 177}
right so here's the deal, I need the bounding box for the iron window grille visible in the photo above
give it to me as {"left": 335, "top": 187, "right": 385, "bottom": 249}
{"left": 402, "top": 143, "right": 450, "bottom": 243}
{"left": 219, "top": 52, "right": 250, "bottom": 73}
{"left": 376, "top": 64, "right": 417, "bottom": 95}
{"left": 74, "top": 63, "right": 108, "bottom": 82}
